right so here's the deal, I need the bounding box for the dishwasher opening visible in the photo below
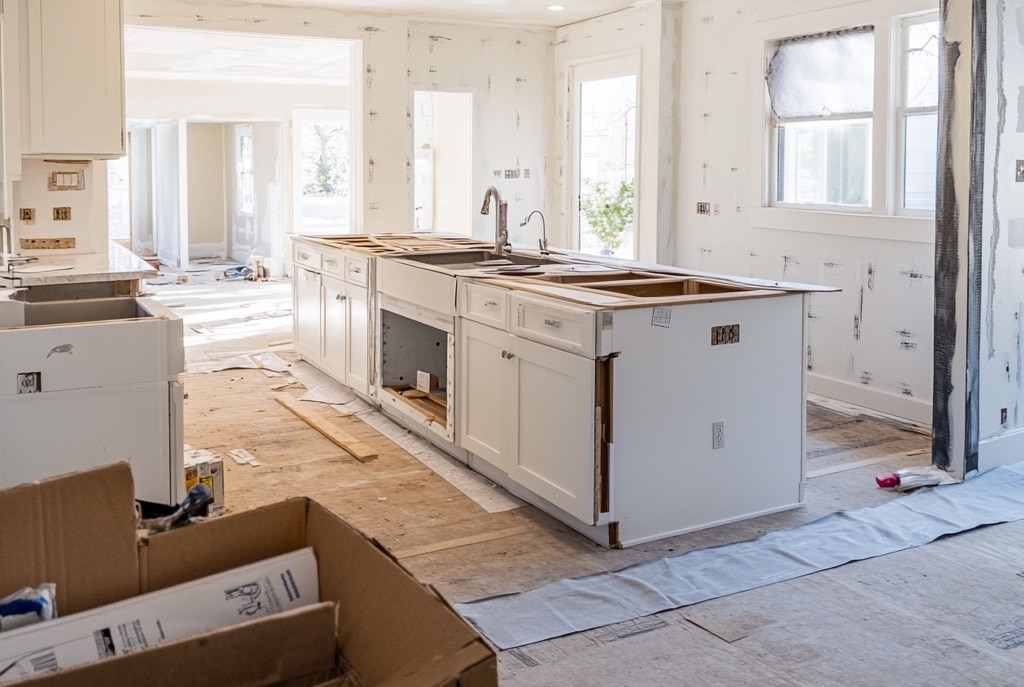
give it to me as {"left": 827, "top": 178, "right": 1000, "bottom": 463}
{"left": 379, "top": 309, "right": 452, "bottom": 434}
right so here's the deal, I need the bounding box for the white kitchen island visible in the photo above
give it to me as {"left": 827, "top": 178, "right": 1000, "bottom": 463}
{"left": 293, "top": 234, "right": 830, "bottom": 548}
{"left": 0, "top": 242, "right": 183, "bottom": 506}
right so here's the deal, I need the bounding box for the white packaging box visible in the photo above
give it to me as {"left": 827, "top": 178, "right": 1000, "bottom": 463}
{"left": 0, "top": 548, "right": 318, "bottom": 683}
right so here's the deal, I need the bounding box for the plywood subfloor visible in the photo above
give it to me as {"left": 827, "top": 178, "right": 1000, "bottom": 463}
{"left": 150, "top": 277, "right": 1024, "bottom": 686}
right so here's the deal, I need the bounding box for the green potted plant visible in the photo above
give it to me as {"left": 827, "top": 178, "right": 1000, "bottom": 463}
{"left": 579, "top": 178, "right": 634, "bottom": 255}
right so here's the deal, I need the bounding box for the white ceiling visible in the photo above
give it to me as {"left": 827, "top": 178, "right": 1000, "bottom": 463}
{"left": 124, "top": 1, "right": 639, "bottom": 87}
{"left": 257, "top": 0, "right": 637, "bottom": 28}
{"left": 124, "top": 27, "right": 352, "bottom": 86}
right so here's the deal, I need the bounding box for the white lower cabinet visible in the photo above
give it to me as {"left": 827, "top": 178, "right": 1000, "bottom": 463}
{"left": 291, "top": 240, "right": 372, "bottom": 397}
{"left": 294, "top": 265, "right": 322, "bottom": 362}
{"left": 321, "top": 274, "right": 349, "bottom": 381}
{"left": 459, "top": 319, "right": 598, "bottom": 524}
{"left": 345, "top": 283, "right": 370, "bottom": 394}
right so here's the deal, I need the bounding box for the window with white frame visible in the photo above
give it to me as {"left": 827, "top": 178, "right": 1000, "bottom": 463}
{"left": 765, "top": 12, "right": 939, "bottom": 216}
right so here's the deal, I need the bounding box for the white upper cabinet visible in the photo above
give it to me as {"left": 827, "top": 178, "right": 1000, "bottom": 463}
{"left": 19, "top": 0, "right": 124, "bottom": 157}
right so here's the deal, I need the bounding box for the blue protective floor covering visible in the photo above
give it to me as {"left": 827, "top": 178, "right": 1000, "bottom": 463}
{"left": 454, "top": 462, "right": 1024, "bottom": 649}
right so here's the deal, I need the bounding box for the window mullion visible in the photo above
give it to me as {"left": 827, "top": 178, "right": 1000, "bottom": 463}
{"left": 873, "top": 18, "right": 893, "bottom": 215}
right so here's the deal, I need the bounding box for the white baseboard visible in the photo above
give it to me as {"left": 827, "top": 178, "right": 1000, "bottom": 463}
{"left": 979, "top": 429, "right": 1024, "bottom": 473}
{"left": 807, "top": 373, "right": 932, "bottom": 427}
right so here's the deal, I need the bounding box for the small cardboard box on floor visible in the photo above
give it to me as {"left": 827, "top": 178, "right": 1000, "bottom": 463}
{"left": 0, "top": 462, "right": 496, "bottom": 686}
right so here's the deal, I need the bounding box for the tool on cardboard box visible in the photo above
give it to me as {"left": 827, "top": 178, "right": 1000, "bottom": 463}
{"left": 143, "top": 483, "right": 214, "bottom": 534}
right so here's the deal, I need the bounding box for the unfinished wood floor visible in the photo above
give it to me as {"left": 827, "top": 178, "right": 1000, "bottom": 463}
{"left": 150, "top": 276, "right": 1024, "bottom": 686}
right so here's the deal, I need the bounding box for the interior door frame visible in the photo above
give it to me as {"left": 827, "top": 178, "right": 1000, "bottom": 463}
{"left": 567, "top": 50, "right": 640, "bottom": 255}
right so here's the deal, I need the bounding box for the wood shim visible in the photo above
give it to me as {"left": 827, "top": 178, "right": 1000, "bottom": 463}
{"left": 274, "top": 394, "right": 378, "bottom": 462}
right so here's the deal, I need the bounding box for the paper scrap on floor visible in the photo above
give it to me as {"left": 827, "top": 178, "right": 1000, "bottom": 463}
{"left": 455, "top": 462, "right": 1024, "bottom": 649}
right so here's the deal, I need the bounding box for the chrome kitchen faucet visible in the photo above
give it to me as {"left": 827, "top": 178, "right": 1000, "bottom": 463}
{"left": 480, "top": 186, "right": 509, "bottom": 257}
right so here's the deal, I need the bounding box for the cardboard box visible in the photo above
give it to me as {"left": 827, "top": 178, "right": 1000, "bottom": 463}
{"left": 183, "top": 449, "right": 224, "bottom": 506}
{"left": 0, "top": 549, "right": 319, "bottom": 682}
{"left": 0, "top": 463, "right": 496, "bottom": 686}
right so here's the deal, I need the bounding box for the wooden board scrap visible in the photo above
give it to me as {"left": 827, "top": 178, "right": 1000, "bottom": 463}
{"left": 274, "top": 394, "right": 378, "bottom": 462}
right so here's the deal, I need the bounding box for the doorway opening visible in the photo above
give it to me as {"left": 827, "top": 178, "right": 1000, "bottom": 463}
{"left": 570, "top": 54, "right": 638, "bottom": 259}
{"left": 118, "top": 25, "right": 357, "bottom": 269}
{"left": 413, "top": 90, "right": 473, "bottom": 234}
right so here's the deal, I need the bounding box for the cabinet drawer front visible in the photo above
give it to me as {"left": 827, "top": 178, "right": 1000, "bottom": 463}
{"left": 459, "top": 281, "right": 509, "bottom": 329}
{"left": 345, "top": 255, "right": 370, "bottom": 286}
{"left": 321, "top": 250, "right": 345, "bottom": 277}
{"left": 511, "top": 294, "right": 596, "bottom": 357}
{"left": 293, "top": 243, "right": 322, "bottom": 271}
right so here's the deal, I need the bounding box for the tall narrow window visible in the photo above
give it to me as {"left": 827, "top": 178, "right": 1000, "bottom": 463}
{"left": 571, "top": 55, "right": 638, "bottom": 259}
{"left": 768, "top": 27, "right": 875, "bottom": 209}
{"left": 235, "top": 124, "right": 254, "bottom": 216}
{"left": 899, "top": 16, "right": 940, "bottom": 213}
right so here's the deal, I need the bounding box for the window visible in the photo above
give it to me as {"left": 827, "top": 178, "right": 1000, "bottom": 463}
{"left": 769, "top": 27, "right": 874, "bottom": 209}
{"left": 293, "top": 111, "right": 351, "bottom": 233}
{"left": 765, "top": 12, "right": 939, "bottom": 216}
{"left": 235, "top": 124, "right": 255, "bottom": 216}
{"left": 899, "top": 16, "right": 940, "bottom": 212}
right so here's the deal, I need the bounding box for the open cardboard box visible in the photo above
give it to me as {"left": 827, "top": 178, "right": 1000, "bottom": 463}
{"left": 0, "top": 463, "right": 496, "bottom": 686}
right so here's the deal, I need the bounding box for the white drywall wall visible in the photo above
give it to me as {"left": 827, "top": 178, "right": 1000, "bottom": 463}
{"left": 552, "top": 2, "right": 681, "bottom": 264}
{"left": 407, "top": 20, "right": 552, "bottom": 246}
{"left": 670, "top": 0, "right": 938, "bottom": 425}
{"left": 12, "top": 159, "right": 108, "bottom": 255}
{"left": 978, "top": 0, "right": 1024, "bottom": 469}
{"left": 186, "top": 123, "right": 227, "bottom": 257}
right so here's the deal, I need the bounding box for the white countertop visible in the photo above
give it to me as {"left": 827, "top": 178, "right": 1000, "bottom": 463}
{"left": 1, "top": 242, "right": 158, "bottom": 287}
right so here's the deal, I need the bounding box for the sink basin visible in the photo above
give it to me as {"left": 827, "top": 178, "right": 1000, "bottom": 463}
{"left": 398, "top": 250, "right": 566, "bottom": 269}
{"left": 525, "top": 270, "right": 658, "bottom": 284}
{"left": 579, "top": 278, "right": 755, "bottom": 298}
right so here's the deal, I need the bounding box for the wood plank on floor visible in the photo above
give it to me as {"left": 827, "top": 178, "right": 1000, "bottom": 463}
{"left": 274, "top": 393, "right": 378, "bottom": 462}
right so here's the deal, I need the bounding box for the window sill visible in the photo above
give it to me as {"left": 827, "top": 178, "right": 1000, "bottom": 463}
{"left": 748, "top": 206, "right": 934, "bottom": 244}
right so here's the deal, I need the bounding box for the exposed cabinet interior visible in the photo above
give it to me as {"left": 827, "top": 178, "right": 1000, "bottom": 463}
{"left": 379, "top": 309, "right": 450, "bottom": 429}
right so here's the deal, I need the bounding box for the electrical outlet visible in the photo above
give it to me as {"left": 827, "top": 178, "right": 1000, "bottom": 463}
{"left": 19, "top": 208, "right": 34, "bottom": 222}
{"left": 17, "top": 372, "right": 41, "bottom": 394}
{"left": 712, "top": 420, "right": 725, "bottom": 449}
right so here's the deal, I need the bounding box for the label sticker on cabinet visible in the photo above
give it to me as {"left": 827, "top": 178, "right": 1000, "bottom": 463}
{"left": 711, "top": 324, "right": 740, "bottom": 345}
{"left": 651, "top": 307, "right": 671, "bottom": 328}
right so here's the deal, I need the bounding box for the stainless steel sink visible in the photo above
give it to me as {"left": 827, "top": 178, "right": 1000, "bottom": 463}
{"left": 397, "top": 250, "right": 566, "bottom": 269}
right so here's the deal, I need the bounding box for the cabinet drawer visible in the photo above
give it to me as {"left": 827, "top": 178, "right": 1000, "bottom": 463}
{"left": 293, "top": 243, "right": 322, "bottom": 271}
{"left": 459, "top": 280, "right": 509, "bottom": 329}
{"left": 345, "top": 254, "right": 370, "bottom": 286}
{"left": 511, "top": 294, "right": 597, "bottom": 357}
{"left": 321, "top": 250, "right": 345, "bottom": 277}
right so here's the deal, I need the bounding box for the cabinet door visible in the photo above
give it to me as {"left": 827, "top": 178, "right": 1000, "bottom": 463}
{"left": 345, "top": 283, "right": 370, "bottom": 396}
{"left": 294, "top": 266, "right": 321, "bottom": 362}
{"left": 21, "top": 0, "right": 125, "bottom": 156}
{"left": 321, "top": 274, "right": 348, "bottom": 381}
{"left": 458, "top": 319, "right": 511, "bottom": 470}
{"left": 509, "top": 336, "right": 597, "bottom": 524}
